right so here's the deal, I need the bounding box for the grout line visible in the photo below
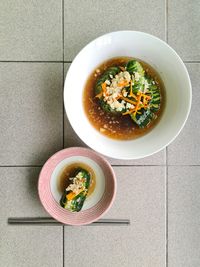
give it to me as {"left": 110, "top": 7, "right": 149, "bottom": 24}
{"left": 63, "top": 226, "right": 65, "bottom": 267}
{"left": 0, "top": 164, "right": 200, "bottom": 168}
{"left": 165, "top": 0, "right": 168, "bottom": 43}
{"left": 62, "top": 2, "right": 65, "bottom": 267}
{"left": 62, "top": 63, "right": 65, "bottom": 148}
{"left": 0, "top": 165, "right": 42, "bottom": 168}
{"left": 112, "top": 164, "right": 166, "bottom": 167}
{"left": 166, "top": 164, "right": 169, "bottom": 267}
{"left": 0, "top": 61, "right": 72, "bottom": 63}
{"left": 184, "top": 60, "right": 200, "bottom": 63}
{"left": 1, "top": 60, "right": 199, "bottom": 64}
{"left": 62, "top": 0, "right": 64, "bottom": 62}
{"left": 165, "top": 145, "right": 168, "bottom": 267}
{"left": 0, "top": 60, "right": 64, "bottom": 63}
{"left": 1, "top": 164, "right": 200, "bottom": 168}
{"left": 162, "top": 164, "right": 200, "bottom": 166}
{"left": 62, "top": 0, "right": 65, "bottom": 149}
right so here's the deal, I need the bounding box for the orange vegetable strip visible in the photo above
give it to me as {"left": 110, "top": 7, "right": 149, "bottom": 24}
{"left": 133, "top": 93, "right": 142, "bottom": 116}
{"left": 119, "top": 66, "right": 125, "bottom": 71}
{"left": 117, "top": 80, "right": 129, "bottom": 87}
{"left": 95, "top": 91, "right": 103, "bottom": 99}
{"left": 101, "top": 82, "right": 107, "bottom": 93}
{"left": 122, "top": 109, "right": 135, "bottom": 115}
{"left": 127, "top": 81, "right": 137, "bottom": 100}
{"left": 141, "top": 93, "right": 151, "bottom": 100}
{"left": 115, "top": 95, "right": 122, "bottom": 100}
{"left": 66, "top": 192, "right": 76, "bottom": 201}
{"left": 95, "top": 81, "right": 108, "bottom": 98}
{"left": 129, "top": 80, "right": 136, "bottom": 99}
{"left": 119, "top": 96, "right": 136, "bottom": 105}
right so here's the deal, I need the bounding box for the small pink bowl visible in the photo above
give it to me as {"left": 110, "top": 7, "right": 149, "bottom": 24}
{"left": 38, "top": 147, "right": 117, "bottom": 225}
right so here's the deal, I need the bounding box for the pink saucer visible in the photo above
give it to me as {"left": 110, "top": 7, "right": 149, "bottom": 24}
{"left": 38, "top": 147, "right": 116, "bottom": 225}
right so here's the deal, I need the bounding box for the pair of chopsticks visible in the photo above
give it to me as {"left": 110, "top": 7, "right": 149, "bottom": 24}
{"left": 8, "top": 217, "right": 130, "bottom": 226}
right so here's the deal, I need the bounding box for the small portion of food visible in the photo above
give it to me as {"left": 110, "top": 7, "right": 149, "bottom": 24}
{"left": 60, "top": 168, "right": 91, "bottom": 212}
{"left": 83, "top": 57, "right": 165, "bottom": 140}
{"left": 95, "top": 60, "right": 161, "bottom": 128}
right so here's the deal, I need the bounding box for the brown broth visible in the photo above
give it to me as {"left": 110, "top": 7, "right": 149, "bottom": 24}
{"left": 83, "top": 57, "right": 165, "bottom": 140}
{"left": 57, "top": 162, "right": 96, "bottom": 197}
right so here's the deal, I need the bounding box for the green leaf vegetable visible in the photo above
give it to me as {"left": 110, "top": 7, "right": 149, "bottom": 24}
{"left": 60, "top": 168, "right": 91, "bottom": 212}
{"left": 94, "top": 60, "right": 161, "bottom": 128}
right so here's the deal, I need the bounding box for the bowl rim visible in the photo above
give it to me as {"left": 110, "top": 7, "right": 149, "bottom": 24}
{"left": 64, "top": 30, "right": 192, "bottom": 160}
{"left": 38, "top": 147, "right": 117, "bottom": 225}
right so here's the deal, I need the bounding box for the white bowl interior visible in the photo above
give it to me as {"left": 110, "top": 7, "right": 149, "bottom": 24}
{"left": 50, "top": 156, "right": 105, "bottom": 210}
{"left": 64, "top": 31, "right": 192, "bottom": 159}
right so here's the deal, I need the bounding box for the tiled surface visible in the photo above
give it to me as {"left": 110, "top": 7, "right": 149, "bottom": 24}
{"left": 168, "top": 64, "right": 200, "bottom": 165}
{"left": 0, "top": 226, "right": 63, "bottom": 267}
{"left": 168, "top": 0, "right": 200, "bottom": 61}
{"left": 0, "top": 0, "right": 62, "bottom": 61}
{"left": 64, "top": 0, "right": 165, "bottom": 60}
{"left": 0, "top": 63, "right": 63, "bottom": 165}
{"left": 0, "top": 0, "right": 199, "bottom": 266}
{"left": 0, "top": 168, "right": 48, "bottom": 217}
{"left": 168, "top": 166, "right": 200, "bottom": 267}
{"left": 65, "top": 166, "right": 166, "bottom": 267}
{"left": 0, "top": 167, "right": 62, "bottom": 267}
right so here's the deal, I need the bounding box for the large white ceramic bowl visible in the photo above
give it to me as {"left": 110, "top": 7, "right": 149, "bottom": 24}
{"left": 64, "top": 31, "right": 192, "bottom": 160}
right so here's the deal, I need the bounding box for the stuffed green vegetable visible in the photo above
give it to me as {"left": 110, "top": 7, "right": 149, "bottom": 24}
{"left": 60, "top": 168, "right": 91, "bottom": 212}
{"left": 94, "top": 60, "right": 161, "bottom": 128}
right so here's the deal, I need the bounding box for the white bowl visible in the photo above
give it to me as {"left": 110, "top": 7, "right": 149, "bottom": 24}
{"left": 64, "top": 31, "right": 192, "bottom": 160}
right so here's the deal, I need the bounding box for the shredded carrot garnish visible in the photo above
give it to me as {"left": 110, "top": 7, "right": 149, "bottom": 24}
{"left": 89, "top": 98, "right": 94, "bottom": 104}
{"left": 95, "top": 81, "right": 107, "bottom": 98}
{"left": 117, "top": 80, "right": 129, "bottom": 87}
{"left": 66, "top": 192, "right": 76, "bottom": 201}
{"left": 115, "top": 94, "right": 122, "bottom": 100}
{"left": 95, "top": 82, "right": 107, "bottom": 98}
{"left": 133, "top": 93, "right": 142, "bottom": 116}
{"left": 122, "top": 109, "right": 135, "bottom": 115}
{"left": 129, "top": 80, "right": 135, "bottom": 98}
{"left": 95, "top": 91, "right": 103, "bottom": 99}
{"left": 96, "top": 78, "right": 151, "bottom": 117}
{"left": 102, "top": 82, "right": 107, "bottom": 93}
{"left": 120, "top": 96, "right": 136, "bottom": 105}
{"left": 141, "top": 93, "right": 151, "bottom": 100}
{"left": 121, "top": 90, "right": 151, "bottom": 116}
{"left": 119, "top": 66, "right": 125, "bottom": 71}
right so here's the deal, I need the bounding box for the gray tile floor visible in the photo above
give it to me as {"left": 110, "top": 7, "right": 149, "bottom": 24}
{"left": 0, "top": 0, "right": 199, "bottom": 266}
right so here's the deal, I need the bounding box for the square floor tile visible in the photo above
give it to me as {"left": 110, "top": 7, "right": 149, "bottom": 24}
{"left": 64, "top": 0, "right": 165, "bottom": 60}
{"left": 0, "top": 63, "right": 63, "bottom": 165}
{"left": 0, "top": 167, "right": 48, "bottom": 217}
{"left": 168, "top": 64, "right": 200, "bottom": 165}
{"left": 64, "top": 166, "right": 166, "bottom": 267}
{"left": 0, "top": 225, "right": 62, "bottom": 267}
{"left": 168, "top": 0, "right": 200, "bottom": 61}
{"left": 168, "top": 166, "right": 200, "bottom": 267}
{"left": 0, "top": 0, "right": 62, "bottom": 61}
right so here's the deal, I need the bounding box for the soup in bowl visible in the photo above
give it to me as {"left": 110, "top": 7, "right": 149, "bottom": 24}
{"left": 83, "top": 57, "right": 165, "bottom": 140}
{"left": 64, "top": 31, "right": 192, "bottom": 160}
